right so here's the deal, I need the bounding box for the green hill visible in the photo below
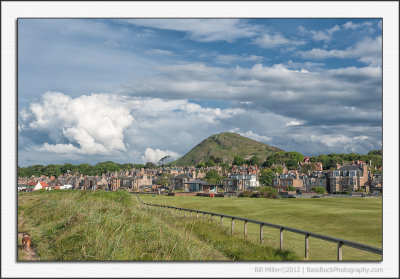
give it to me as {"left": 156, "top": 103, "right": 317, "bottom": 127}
{"left": 172, "top": 132, "right": 283, "bottom": 166}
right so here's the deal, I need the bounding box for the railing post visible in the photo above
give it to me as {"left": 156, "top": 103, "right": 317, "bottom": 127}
{"left": 220, "top": 216, "right": 223, "bottom": 229}
{"left": 196, "top": 212, "right": 199, "bottom": 218}
{"left": 231, "top": 218, "right": 234, "bottom": 234}
{"left": 260, "top": 224, "right": 263, "bottom": 244}
{"left": 244, "top": 220, "right": 248, "bottom": 240}
{"left": 203, "top": 213, "right": 206, "bottom": 220}
{"left": 280, "top": 227, "right": 284, "bottom": 250}
{"left": 305, "top": 233, "right": 310, "bottom": 258}
{"left": 337, "top": 241, "right": 343, "bottom": 261}
{"left": 211, "top": 214, "right": 213, "bottom": 221}
{"left": 190, "top": 211, "right": 192, "bottom": 217}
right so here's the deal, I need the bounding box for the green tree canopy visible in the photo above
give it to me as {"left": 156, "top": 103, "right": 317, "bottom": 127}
{"left": 259, "top": 168, "right": 275, "bottom": 186}
{"left": 232, "top": 155, "right": 246, "bottom": 166}
{"left": 204, "top": 169, "right": 223, "bottom": 184}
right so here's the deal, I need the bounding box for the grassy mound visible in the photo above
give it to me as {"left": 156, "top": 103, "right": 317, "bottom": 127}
{"left": 17, "top": 190, "right": 297, "bottom": 261}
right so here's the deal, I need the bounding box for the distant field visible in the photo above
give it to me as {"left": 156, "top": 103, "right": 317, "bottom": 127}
{"left": 139, "top": 194, "right": 382, "bottom": 261}
{"left": 17, "top": 190, "right": 297, "bottom": 261}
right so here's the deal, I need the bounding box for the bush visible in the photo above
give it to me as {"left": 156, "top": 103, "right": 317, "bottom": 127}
{"left": 287, "top": 186, "right": 296, "bottom": 192}
{"left": 311, "top": 187, "right": 325, "bottom": 195}
{"left": 239, "top": 190, "right": 254, "bottom": 197}
{"left": 258, "top": 186, "right": 278, "bottom": 199}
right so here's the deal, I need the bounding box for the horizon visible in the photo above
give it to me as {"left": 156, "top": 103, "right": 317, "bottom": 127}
{"left": 18, "top": 19, "right": 382, "bottom": 167}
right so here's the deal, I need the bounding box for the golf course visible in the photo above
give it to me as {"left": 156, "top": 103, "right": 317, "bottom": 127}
{"left": 139, "top": 194, "right": 382, "bottom": 261}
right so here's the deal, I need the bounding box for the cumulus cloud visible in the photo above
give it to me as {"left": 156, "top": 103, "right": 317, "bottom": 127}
{"left": 253, "top": 32, "right": 304, "bottom": 48}
{"left": 141, "top": 148, "right": 180, "bottom": 164}
{"left": 299, "top": 36, "right": 382, "bottom": 66}
{"left": 21, "top": 92, "right": 134, "bottom": 155}
{"left": 215, "top": 54, "right": 264, "bottom": 64}
{"left": 120, "top": 19, "right": 259, "bottom": 42}
{"left": 298, "top": 25, "right": 340, "bottom": 41}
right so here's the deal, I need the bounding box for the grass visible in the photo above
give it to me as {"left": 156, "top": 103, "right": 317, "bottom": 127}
{"left": 17, "top": 190, "right": 298, "bottom": 261}
{"left": 139, "top": 194, "right": 382, "bottom": 261}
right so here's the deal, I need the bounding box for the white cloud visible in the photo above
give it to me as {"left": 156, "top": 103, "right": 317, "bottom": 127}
{"left": 215, "top": 54, "right": 263, "bottom": 64}
{"left": 121, "top": 19, "right": 259, "bottom": 42}
{"left": 141, "top": 148, "right": 180, "bottom": 164}
{"left": 342, "top": 21, "right": 373, "bottom": 30}
{"left": 146, "top": 49, "right": 174, "bottom": 56}
{"left": 298, "top": 25, "right": 340, "bottom": 41}
{"left": 299, "top": 36, "right": 382, "bottom": 66}
{"left": 239, "top": 130, "right": 271, "bottom": 142}
{"left": 253, "top": 32, "right": 304, "bottom": 48}
{"left": 22, "top": 92, "right": 134, "bottom": 155}
{"left": 286, "top": 121, "right": 302, "bottom": 126}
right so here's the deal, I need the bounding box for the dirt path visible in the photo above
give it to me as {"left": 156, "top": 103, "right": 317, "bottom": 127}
{"left": 18, "top": 209, "right": 38, "bottom": 261}
{"left": 18, "top": 233, "right": 38, "bottom": 261}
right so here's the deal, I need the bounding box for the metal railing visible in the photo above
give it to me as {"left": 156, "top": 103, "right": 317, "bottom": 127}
{"left": 135, "top": 195, "right": 382, "bottom": 261}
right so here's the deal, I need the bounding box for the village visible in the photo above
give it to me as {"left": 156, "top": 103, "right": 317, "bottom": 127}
{"left": 17, "top": 157, "right": 382, "bottom": 198}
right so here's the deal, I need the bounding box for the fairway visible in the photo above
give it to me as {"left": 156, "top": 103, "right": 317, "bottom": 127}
{"left": 139, "top": 194, "right": 382, "bottom": 261}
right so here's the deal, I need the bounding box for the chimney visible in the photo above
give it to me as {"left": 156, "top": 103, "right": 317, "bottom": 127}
{"left": 336, "top": 163, "right": 340, "bottom": 170}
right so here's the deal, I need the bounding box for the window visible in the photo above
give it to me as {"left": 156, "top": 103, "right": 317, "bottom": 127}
{"left": 334, "top": 171, "right": 340, "bottom": 177}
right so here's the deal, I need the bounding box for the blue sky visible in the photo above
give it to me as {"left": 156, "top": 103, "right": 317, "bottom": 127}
{"left": 18, "top": 18, "right": 382, "bottom": 166}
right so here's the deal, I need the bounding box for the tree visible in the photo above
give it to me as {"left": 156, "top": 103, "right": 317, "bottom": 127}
{"left": 18, "top": 166, "right": 30, "bottom": 178}
{"left": 44, "top": 164, "right": 62, "bottom": 177}
{"left": 204, "top": 169, "right": 222, "bottom": 184}
{"left": 133, "top": 164, "right": 145, "bottom": 169}
{"left": 156, "top": 173, "right": 171, "bottom": 187}
{"left": 196, "top": 162, "right": 206, "bottom": 168}
{"left": 311, "top": 187, "right": 325, "bottom": 195}
{"left": 247, "top": 155, "right": 261, "bottom": 166}
{"left": 205, "top": 160, "right": 215, "bottom": 167}
{"left": 259, "top": 168, "right": 275, "bottom": 186}
{"left": 120, "top": 163, "right": 134, "bottom": 170}
{"left": 285, "top": 158, "right": 298, "bottom": 170}
{"left": 271, "top": 165, "right": 283, "bottom": 174}
{"left": 287, "top": 186, "right": 296, "bottom": 192}
{"left": 145, "top": 162, "right": 157, "bottom": 169}
{"left": 232, "top": 155, "right": 246, "bottom": 166}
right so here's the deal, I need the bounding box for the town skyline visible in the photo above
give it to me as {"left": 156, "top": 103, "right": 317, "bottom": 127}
{"left": 18, "top": 19, "right": 382, "bottom": 167}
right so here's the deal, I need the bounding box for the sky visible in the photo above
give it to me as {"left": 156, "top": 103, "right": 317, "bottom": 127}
{"left": 17, "top": 18, "right": 382, "bottom": 167}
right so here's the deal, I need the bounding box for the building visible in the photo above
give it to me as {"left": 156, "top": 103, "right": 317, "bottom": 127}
{"left": 304, "top": 172, "right": 328, "bottom": 191}
{"left": 222, "top": 174, "right": 259, "bottom": 191}
{"left": 184, "top": 180, "right": 219, "bottom": 193}
{"left": 170, "top": 173, "right": 192, "bottom": 191}
{"left": 329, "top": 163, "right": 369, "bottom": 192}
{"left": 273, "top": 172, "right": 304, "bottom": 189}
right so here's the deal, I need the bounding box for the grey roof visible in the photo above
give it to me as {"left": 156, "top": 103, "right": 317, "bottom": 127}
{"left": 339, "top": 165, "right": 362, "bottom": 172}
{"left": 173, "top": 173, "right": 191, "bottom": 179}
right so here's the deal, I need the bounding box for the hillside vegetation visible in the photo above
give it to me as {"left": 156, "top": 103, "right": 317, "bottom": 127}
{"left": 18, "top": 190, "right": 297, "bottom": 261}
{"left": 172, "top": 132, "right": 282, "bottom": 166}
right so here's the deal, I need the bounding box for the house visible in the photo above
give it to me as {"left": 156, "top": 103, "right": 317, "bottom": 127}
{"left": 184, "top": 180, "right": 219, "bottom": 193}
{"left": 33, "top": 181, "right": 49, "bottom": 191}
{"left": 304, "top": 172, "right": 328, "bottom": 191}
{"left": 329, "top": 163, "right": 369, "bottom": 192}
{"left": 222, "top": 174, "right": 259, "bottom": 191}
{"left": 273, "top": 172, "right": 304, "bottom": 189}
{"left": 25, "top": 181, "right": 37, "bottom": 192}
{"left": 171, "top": 173, "right": 192, "bottom": 191}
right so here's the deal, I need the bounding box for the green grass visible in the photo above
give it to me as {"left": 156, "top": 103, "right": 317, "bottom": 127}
{"left": 17, "top": 190, "right": 298, "bottom": 261}
{"left": 139, "top": 194, "right": 382, "bottom": 261}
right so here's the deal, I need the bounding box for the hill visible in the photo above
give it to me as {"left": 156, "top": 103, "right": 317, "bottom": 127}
{"left": 172, "top": 132, "right": 283, "bottom": 166}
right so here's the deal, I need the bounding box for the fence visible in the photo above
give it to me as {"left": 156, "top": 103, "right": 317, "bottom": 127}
{"left": 135, "top": 194, "right": 382, "bottom": 261}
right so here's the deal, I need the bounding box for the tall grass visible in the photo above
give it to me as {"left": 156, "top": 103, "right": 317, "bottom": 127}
{"left": 17, "top": 190, "right": 298, "bottom": 261}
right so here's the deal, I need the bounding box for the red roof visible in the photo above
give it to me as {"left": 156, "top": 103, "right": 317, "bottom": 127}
{"left": 26, "top": 181, "right": 37, "bottom": 186}
{"left": 38, "top": 181, "right": 49, "bottom": 187}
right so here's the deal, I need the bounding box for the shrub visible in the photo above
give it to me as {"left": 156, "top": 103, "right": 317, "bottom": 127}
{"left": 311, "top": 187, "right": 325, "bottom": 195}
{"left": 239, "top": 190, "right": 254, "bottom": 197}
{"left": 258, "top": 186, "right": 278, "bottom": 199}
